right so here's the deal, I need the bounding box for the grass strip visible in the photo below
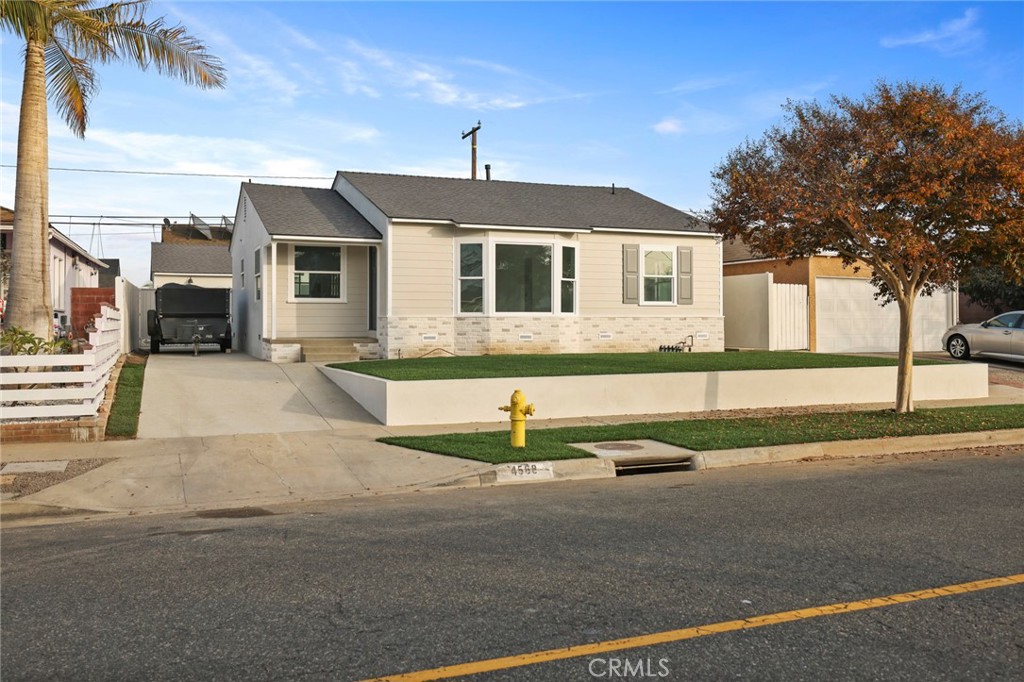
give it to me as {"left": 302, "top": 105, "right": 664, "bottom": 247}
{"left": 331, "top": 351, "right": 946, "bottom": 382}
{"left": 379, "top": 404, "right": 1024, "bottom": 464}
{"left": 104, "top": 361, "right": 146, "bottom": 438}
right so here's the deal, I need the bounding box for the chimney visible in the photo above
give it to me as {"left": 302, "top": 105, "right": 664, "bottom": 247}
{"left": 485, "top": 164, "right": 491, "bottom": 181}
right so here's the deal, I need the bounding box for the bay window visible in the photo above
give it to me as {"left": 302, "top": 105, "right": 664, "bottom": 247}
{"left": 457, "top": 240, "right": 577, "bottom": 315}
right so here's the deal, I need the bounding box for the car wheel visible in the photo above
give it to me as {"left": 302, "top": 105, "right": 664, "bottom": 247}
{"left": 947, "top": 335, "right": 970, "bottom": 360}
{"left": 150, "top": 337, "right": 160, "bottom": 354}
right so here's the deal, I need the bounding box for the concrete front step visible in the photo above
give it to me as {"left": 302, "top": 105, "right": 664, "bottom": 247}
{"left": 303, "top": 352, "right": 361, "bottom": 363}
{"left": 267, "top": 337, "right": 378, "bottom": 363}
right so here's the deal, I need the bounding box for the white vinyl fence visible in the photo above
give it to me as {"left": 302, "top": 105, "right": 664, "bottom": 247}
{"left": 1, "top": 305, "right": 122, "bottom": 420}
{"left": 724, "top": 273, "right": 809, "bottom": 351}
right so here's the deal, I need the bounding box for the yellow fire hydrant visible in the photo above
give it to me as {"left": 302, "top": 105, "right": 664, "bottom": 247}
{"left": 499, "top": 389, "right": 535, "bottom": 448}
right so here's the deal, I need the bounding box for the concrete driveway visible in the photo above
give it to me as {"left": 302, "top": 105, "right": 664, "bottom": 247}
{"left": 138, "top": 351, "right": 383, "bottom": 439}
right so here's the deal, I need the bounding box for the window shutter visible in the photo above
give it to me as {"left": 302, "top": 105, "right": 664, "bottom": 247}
{"left": 623, "top": 244, "right": 639, "bottom": 304}
{"left": 677, "top": 246, "right": 693, "bottom": 305}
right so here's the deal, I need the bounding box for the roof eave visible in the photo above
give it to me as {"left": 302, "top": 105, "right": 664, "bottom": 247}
{"left": 590, "top": 226, "right": 716, "bottom": 237}
{"left": 269, "top": 234, "right": 382, "bottom": 244}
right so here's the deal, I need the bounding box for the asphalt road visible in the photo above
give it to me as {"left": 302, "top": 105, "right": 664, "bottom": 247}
{"left": 2, "top": 448, "right": 1022, "bottom": 681}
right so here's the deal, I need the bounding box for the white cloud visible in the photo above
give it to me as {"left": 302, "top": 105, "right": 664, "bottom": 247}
{"left": 881, "top": 8, "right": 984, "bottom": 55}
{"left": 742, "top": 80, "right": 834, "bottom": 119}
{"left": 339, "top": 39, "right": 555, "bottom": 111}
{"left": 653, "top": 117, "right": 684, "bottom": 135}
{"left": 662, "top": 74, "right": 749, "bottom": 95}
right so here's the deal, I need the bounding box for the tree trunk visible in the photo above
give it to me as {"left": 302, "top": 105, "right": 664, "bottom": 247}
{"left": 895, "top": 294, "right": 915, "bottom": 414}
{"left": 5, "top": 36, "right": 52, "bottom": 339}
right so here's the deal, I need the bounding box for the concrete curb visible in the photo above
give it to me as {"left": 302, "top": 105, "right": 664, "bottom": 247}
{"left": 431, "top": 458, "right": 617, "bottom": 489}
{"left": 694, "top": 428, "right": 1024, "bottom": 470}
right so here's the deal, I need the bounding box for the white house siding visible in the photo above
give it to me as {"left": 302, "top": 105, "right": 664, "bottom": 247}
{"left": 579, "top": 232, "right": 720, "bottom": 318}
{"left": 381, "top": 225, "right": 724, "bottom": 358}
{"left": 230, "top": 190, "right": 270, "bottom": 357}
{"left": 389, "top": 223, "right": 455, "bottom": 316}
{"left": 271, "top": 243, "right": 370, "bottom": 339}
{"left": 51, "top": 240, "right": 100, "bottom": 320}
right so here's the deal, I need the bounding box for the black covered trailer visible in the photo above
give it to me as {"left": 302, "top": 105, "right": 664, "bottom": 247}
{"left": 147, "top": 283, "right": 231, "bottom": 354}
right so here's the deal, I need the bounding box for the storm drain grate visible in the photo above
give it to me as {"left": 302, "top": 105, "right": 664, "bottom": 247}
{"left": 194, "top": 507, "right": 276, "bottom": 519}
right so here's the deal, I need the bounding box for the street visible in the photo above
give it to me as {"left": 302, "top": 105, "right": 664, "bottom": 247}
{"left": 2, "top": 448, "right": 1022, "bottom": 681}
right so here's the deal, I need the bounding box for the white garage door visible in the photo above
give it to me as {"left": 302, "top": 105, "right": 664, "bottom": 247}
{"left": 815, "top": 277, "right": 954, "bottom": 353}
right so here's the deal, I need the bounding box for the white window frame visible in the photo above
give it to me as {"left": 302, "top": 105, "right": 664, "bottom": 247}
{"left": 254, "top": 248, "right": 261, "bottom": 301}
{"left": 559, "top": 244, "right": 577, "bottom": 314}
{"left": 454, "top": 237, "right": 578, "bottom": 317}
{"left": 640, "top": 246, "right": 676, "bottom": 306}
{"left": 457, "top": 242, "right": 486, "bottom": 315}
{"left": 288, "top": 244, "right": 347, "bottom": 303}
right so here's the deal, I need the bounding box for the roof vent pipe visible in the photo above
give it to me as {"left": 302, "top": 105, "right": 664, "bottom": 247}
{"left": 485, "top": 164, "right": 491, "bottom": 181}
{"left": 612, "top": 183, "right": 616, "bottom": 194}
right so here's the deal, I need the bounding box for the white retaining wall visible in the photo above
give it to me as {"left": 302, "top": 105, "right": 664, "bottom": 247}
{"left": 320, "top": 363, "right": 988, "bottom": 426}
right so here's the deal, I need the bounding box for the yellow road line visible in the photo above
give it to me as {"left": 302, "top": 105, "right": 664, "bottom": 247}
{"left": 362, "top": 572, "right": 1024, "bottom": 682}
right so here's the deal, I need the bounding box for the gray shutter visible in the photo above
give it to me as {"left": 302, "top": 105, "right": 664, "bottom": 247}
{"left": 623, "top": 244, "right": 639, "bottom": 304}
{"left": 677, "top": 246, "right": 693, "bottom": 305}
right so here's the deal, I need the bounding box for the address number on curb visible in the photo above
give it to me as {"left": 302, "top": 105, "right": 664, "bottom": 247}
{"left": 497, "top": 462, "right": 555, "bottom": 482}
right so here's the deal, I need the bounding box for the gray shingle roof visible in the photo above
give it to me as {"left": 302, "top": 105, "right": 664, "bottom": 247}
{"left": 151, "top": 243, "right": 231, "bottom": 275}
{"left": 242, "top": 183, "right": 381, "bottom": 240}
{"left": 338, "top": 171, "right": 709, "bottom": 233}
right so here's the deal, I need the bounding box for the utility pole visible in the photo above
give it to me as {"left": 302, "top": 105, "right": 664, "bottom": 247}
{"left": 461, "top": 121, "right": 482, "bottom": 180}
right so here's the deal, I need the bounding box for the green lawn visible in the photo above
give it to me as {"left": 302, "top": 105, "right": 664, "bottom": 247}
{"left": 379, "top": 404, "right": 1024, "bottom": 464}
{"left": 104, "top": 360, "right": 146, "bottom": 438}
{"left": 331, "top": 351, "right": 946, "bottom": 381}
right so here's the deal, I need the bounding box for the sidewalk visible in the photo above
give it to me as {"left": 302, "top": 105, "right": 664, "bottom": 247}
{"left": 3, "top": 364, "right": 1024, "bottom": 526}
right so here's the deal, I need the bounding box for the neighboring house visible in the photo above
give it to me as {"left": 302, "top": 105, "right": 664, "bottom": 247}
{"left": 150, "top": 242, "right": 232, "bottom": 289}
{"left": 231, "top": 172, "right": 723, "bottom": 362}
{"left": 1, "top": 206, "right": 106, "bottom": 330}
{"left": 99, "top": 258, "right": 121, "bottom": 288}
{"left": 722, "top": 239, "right": 957, "bottom": 353}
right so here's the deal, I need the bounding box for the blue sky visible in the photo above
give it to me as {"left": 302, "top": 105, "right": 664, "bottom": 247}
{"left": 1, "top": 1, "right": 1022, "bottom": 285}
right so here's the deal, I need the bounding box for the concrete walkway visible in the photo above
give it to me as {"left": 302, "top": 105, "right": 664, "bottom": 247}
{"left": 138, "top": 352, "right": 382, "bottom": 438}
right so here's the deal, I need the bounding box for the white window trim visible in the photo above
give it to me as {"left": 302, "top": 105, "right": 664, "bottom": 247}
{"left": 254, "top": 248, "right": 261, "bottom": 302}
{"left": 560, "top": 244, "right": 578, "bottom": 315}
{"left": 453, "top": 237, "right": 578, "bottom": 317}
{"left": 640, "top": 245, "right": 676, "bottom": 306}
{"left": 287, "top": 244, "right": 348, "bottom": 303}
{"left": 455, "top": 241, "right": 486, "bottom": 316}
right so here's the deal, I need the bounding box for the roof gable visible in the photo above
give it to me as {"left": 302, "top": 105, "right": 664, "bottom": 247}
{"left": 151, "top": 243, "right": 231, "bottom": 275}
{"left": 242, "top": 183, "right": 381, "bottom": 240}
{"left": 338, "top": 171, "right": 709, "bottom": 233}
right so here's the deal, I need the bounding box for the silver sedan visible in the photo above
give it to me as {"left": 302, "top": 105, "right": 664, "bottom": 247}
{"left": 942, "top": 311, "right": 1024, "bottom": 362}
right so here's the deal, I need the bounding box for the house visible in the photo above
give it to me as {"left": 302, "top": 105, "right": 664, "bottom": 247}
{"left": 150, "top": 242, "right": 232, "bottom": 289}
{"left": 722, "top": 239, "right": 957, "bottom": 353}
{"left": 1, "top": 206, "right": 106, "bottom": 331}
{"left": 230, "top": 172, "right": 723, "bottom": 362}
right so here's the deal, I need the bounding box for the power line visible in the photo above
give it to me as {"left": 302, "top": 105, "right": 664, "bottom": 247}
{"left": 0, "top": 164, "right": 332, "bottom": 180}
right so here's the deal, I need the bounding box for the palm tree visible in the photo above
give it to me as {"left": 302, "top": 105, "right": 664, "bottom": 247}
{"left": 0, "top": 0, "right": 225, "bottom": 337}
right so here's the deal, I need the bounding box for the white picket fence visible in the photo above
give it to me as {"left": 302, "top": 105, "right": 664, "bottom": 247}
{"left": 1, "top": 305, "right": 122, "bottom": 420}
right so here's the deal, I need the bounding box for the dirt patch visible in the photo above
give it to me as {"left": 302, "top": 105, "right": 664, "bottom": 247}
{"left": 989, "top": 367, "right": 1024, "bottom": 389}
{"left": 0, "top": 459, "right": 108, "bottom": 499}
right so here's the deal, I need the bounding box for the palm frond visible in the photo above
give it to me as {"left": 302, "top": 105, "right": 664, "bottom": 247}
{"left": 44, "top": 38, "right": 96, "bottom": 137}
